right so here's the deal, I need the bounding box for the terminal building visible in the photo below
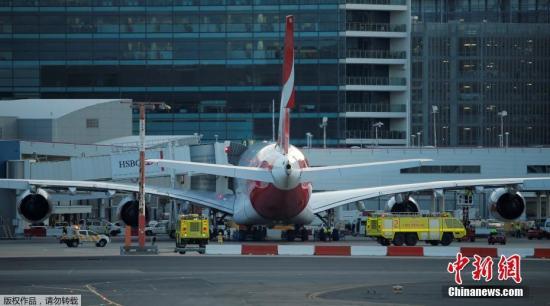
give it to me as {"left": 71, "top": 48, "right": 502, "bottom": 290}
{"left": 0, "top": 0, "right": 412, "bottom": 146}
{"left": 1, "top": 1, "right": 549, "bottom": 147}
{"left": 411, "top": 0, "right": 550, "bottom": 147}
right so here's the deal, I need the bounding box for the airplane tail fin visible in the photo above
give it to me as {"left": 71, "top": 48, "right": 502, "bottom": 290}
{"left": 277, "top": 15, "right": 295, "bottom": 155}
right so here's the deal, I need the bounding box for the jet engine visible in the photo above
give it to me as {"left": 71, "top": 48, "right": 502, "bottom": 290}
{"left": 386, "top": 194, "right": 420, "bottom": 213}
{"left": 489, "top": 188, "right": 525, "bottom": 221}
{"left": 17, "top": 189, "right": 53, "bottom": 223}
{"left": 116, "top": 196, "right": 149, "bottom": 227}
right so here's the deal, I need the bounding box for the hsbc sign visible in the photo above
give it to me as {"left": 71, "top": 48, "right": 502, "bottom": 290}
{"left": 111, "top": 150, "right": 164, "bottom": 179}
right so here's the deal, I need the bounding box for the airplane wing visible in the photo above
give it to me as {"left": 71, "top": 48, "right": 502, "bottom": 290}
{"left": 0, "top": 179, "right": 234, "bottom": 214}
{"left": 147, "top": 159, "right": 274, "bottom": 184}
{"left": 148, "top": 159, "right": 430, "bottom": 187}
{"left": 299, "top": 159, "right": 430, "bottom": 184}
{"left": 308, "top": 177, "right": 550, "bottom": 214}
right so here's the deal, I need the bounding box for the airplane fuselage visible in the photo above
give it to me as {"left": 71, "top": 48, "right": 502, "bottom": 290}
{"left": 232, "top": 142, "right": 315, "bottom": 225}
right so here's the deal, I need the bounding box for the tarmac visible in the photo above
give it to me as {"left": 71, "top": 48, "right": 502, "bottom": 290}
{"left": 0, "top": 237, "right": 549, "bottom": 305}
{"left": 0, "top": 255, "right": 548, "bottom": 306}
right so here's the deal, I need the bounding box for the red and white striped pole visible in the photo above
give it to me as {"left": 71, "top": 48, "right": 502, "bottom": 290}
{"left": 138, "top": 103, "right": 146, "bottom": 248}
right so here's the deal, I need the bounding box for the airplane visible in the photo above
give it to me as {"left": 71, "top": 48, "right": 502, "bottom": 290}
{"left": 1, "top": 16, "right": 549, "bottom": 240}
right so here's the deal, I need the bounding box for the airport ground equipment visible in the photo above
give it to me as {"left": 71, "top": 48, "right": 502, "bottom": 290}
{"left": 366, "top": 213, "right": 466, "bottom": 246}
{"left": 174, "top": 214, "right": 209, "bottom": 254}
{"left": 81, "top": 219, "right": 121, "bottom": 236}
{"left": 59, "top": 227, "right": 110, "bottom": 247}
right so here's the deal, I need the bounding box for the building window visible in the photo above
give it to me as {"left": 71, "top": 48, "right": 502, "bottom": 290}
{"left": 401, "top": 165, "right": 481, "bottom": 174}
{"left": 86, "top": 119, "right": 99, "bottom": 128}
{"left": 527, "top": 165, "right": 550, "bottom": 174}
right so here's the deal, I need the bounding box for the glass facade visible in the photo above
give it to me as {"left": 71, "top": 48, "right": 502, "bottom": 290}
{"left": 0, "top": 0, "right": 340, "bottom": 145}
{"left": 412, "top": 0, "right": 550, "bottom": 147}
{"left": 0, "top": 0, "right": 410, "bottom": 146}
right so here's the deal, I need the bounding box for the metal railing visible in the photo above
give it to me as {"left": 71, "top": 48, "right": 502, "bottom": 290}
{"left": 346, "top": 0, "right": 407, "bottom": 5}
{"left": 345, "top": 129, "right": 406, "bottom": 140}
{"left": 345, "top": 103, "right": 406, "bottom": 112}
{"left": 347, "top": 49, "right": 406, "bottom": 59}
{"left": 346, "top": 22, "right": 406, "bottom": 32}
{"left": 347, "top": 76, "right": 407, "bottom": 86}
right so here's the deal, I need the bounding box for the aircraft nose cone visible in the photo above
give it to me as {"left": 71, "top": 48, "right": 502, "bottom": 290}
{"left": 250, "top": 184, "right": 310, "bottom": 220}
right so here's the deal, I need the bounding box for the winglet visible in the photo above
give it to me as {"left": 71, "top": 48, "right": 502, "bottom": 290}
{"left": 277, "top": 15, "right": 295, "bottom": 154}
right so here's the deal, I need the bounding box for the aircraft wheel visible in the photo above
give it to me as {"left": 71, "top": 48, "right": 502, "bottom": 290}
{"left": 392, "top": 233, "right": 405, "bottom": 246}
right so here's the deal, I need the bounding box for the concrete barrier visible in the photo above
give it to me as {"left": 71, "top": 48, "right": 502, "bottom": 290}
{"left": 242, "top": 244, "right": 278, "bottom": 255}
{"left": 460, "top": 247, "right": 497, "bottom": 257}
{"left": 423, "top": 246, "right": 460, "bottom": 257}
{"left": 351, "top": 246, "right": 387, "bottom": 256}
{"left": 278, "top": 245, "right": 314, "bottom": 256}
{"left": 533, "top": 248, "right": 550, "bottom": 258}
{"left": 497, "top": 248, "right": 534, "bottom": 258}
{"left": 387, "top": 246, "right": 423, "bottom": 256}
{"left": 205, "top": 244, "right": 242, "bottom": 255}
{"left": 314, "top": 245, "right": 351, "bottom": 256}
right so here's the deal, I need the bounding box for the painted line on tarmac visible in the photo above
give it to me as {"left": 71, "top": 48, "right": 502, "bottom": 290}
{"left": 84, "top": 284, "right": 123, "bottom": 306}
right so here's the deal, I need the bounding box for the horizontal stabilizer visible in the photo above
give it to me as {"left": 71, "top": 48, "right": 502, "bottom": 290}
{"left": 147, "top": 159, "right": 274, "bottom": 183}
{"left": 299, "top": 159, "right": 431, "bottom": 184}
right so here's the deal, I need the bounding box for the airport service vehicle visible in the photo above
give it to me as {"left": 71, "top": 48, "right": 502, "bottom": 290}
{"left": 366, "top": 213, "right": 466, "bottom": 246}
{"left": 59, "top": 228, "right": 110, "bottom": 248}
{"left": 81, "top": 219, "right": 121, "bottom": 237}
{"left": 0, "top": 15, "right": 548, "bottom": 238}
{"left": 23, "top": 225, "right": 47, "bottom": 238}
{"left": 527, "top": 228, "right": 549, "bottom": 239}
{"left": 146, "top": 220, "right": 169, "bottom": 236}
{"left": 488, "top": 230, "right": 507, "bottom": 245}
{"left": 527, "top": 219, "right": 550, "bottom": 239}
{"left": 175, "top": 214, "right": 209, "bottom": 250}
{"left": 46, "top": 222, "right": 69, "bottom": 237}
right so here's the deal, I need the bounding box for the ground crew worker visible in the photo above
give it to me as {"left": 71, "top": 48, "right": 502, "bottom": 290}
{"left": 515, "top": 222, "right": 522, "bottom": 238}
{"left": 217, "top": 230, "right": 223, "bottom": 244}
{"left": 319, "top": 227, "right": 326, "bottom": 241}
{"left": 325, "top": 226, "right": 331, "bottom": 242}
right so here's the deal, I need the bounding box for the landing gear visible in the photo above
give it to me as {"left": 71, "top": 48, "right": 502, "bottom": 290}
{"left": 237, "top": 226, "right": 267, "bottom": 241}
{"left": 284, "top": 225, "right": 308, "bottom": 242}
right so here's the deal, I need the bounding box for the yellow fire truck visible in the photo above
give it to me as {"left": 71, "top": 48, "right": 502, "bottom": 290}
{"left": 366, "top": 213, "right": 466, "bottom": 246}
{"left": 175, "top": 214, "right": 209, "bottom": 254}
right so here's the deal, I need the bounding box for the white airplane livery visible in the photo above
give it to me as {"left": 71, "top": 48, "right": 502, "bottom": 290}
{"left": 1, "top": 16, "right": 549, "bottom": 230}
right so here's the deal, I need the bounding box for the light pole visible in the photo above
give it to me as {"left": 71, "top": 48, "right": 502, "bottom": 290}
{"left": 305, "top": 132, "right": 312, "bottom": 148}
{"left": 130, "top": 101, "right": 170, "bottom": 250}
{"left": 411, "top": 134, "right": 416, "bottom": 148}
{"left": 214, "top": 134, "right": 219, "bottom": 143}
{"left": 416, "top": 131, "right": 422, "bottom": 147}
{"left": 372, "top": 121, "right": 384, "bottom": 147}
{"left": 319, "top": 117, "right": 328, "bottom": 149}
{"left": 498, "top": 110, "right": 507, "bottom": 147}
{"left": 432, "top": 105, "right": 438, "bottom": 147}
